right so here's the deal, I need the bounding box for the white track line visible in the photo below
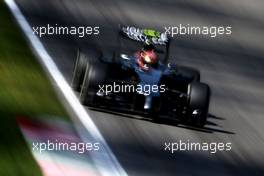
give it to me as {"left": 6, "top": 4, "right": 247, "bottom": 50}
{"left": 4, "top": 0, "right": 128, "bottom": 176}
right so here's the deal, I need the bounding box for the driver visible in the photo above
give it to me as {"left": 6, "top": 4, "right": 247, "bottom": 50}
{"left": 135, "top": 44, "right": 158, "bottom": 71}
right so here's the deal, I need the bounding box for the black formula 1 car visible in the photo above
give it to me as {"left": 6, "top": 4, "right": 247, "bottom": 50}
{"left": 71, "top": 26, "right": 210, "bottom": 127}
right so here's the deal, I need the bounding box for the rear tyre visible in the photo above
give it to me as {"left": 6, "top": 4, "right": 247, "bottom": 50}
{"left": 188, "top": 82, "right": 210, "bottom": 127}
{"left": 71, "top": 49, "right": 89, "bottom": 91}
{"left": 79, "top": 61, "right": 107, "bottom": 106}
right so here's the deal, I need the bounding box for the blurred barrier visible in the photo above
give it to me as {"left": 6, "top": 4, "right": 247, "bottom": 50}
{"left": 18, "top": 117, "right": 101, "bottom": 176}
{"left": 5, "top": 0, "right": 128, "bottom": 175}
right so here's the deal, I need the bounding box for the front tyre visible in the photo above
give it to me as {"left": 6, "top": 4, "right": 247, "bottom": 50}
{"left": 188, "top": 82, "right": 210, "bottom": 127}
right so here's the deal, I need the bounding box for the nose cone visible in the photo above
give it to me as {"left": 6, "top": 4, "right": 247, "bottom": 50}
{"left": 144, "top": 96, "right": 152, "bottom": 109}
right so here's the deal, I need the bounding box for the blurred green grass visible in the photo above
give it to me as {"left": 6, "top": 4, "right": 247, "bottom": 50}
{"left": 0, "top": 2, "right": 68, "bottom": 175}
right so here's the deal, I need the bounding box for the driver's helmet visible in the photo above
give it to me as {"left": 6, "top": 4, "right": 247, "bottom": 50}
{"left": 140, "top": 44, "right": 158, "bottom": 65}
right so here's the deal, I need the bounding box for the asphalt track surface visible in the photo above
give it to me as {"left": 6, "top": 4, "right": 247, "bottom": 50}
{"left": 14, "top": 0, "right": 264, "bottom": 175}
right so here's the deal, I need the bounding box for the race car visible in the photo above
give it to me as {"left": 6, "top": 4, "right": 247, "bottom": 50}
{"left": 71, "top": 26, "right": 210, "bottom": 127}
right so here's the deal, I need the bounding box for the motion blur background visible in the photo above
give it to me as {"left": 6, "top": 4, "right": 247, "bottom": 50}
{"left": 2, "top": 0, "right": 264, "bottom": 175}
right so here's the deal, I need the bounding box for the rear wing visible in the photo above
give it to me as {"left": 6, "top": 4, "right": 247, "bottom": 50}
{"left": 121, "top": 26, "right": 169, "bottom": 45}
{"left": 118, "top": 26, "right": 171, "bottom": 64}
